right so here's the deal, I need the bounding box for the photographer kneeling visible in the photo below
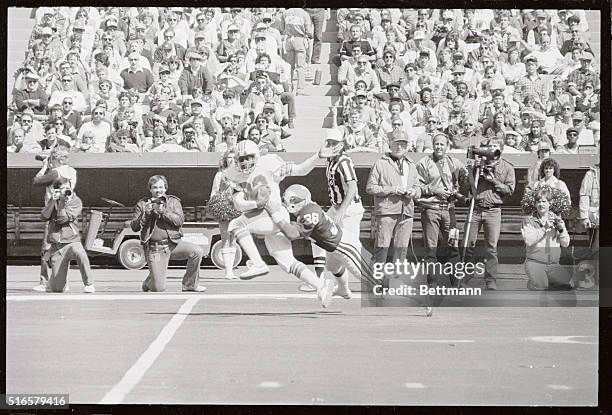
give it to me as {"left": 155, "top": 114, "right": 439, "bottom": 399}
{"left": 41, "top": 177, "right": 95, "bottom": 293}
{"left": 131, "top": 175, "right": 206, "bottom": 292}
{"left": 521, "top": 188, "right": 572, "bottom": 290}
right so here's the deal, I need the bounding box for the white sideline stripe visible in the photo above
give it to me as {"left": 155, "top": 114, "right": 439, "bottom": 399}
{"left": 98, "top": 297, "right": 199, "bottom": 404}
{"left": 404, "top": 383, "right": 425, "bottom": 389}
{"left": 383, "top": 340, "right": 475, "bottom": 343}
{"left": 257, "top": 381, "right": 282, "bottom": 388}
{"left": 7, "top": 293, "right": 329, "bottom": 301}
{"left": 547, "top": 384, "right": 573, "bottom": 390}
{"left": 528, "top": 336, "right": 597, "bottom": 345}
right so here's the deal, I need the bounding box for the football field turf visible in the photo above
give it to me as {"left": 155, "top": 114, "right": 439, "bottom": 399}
{"left": 6, "top": 265, "right": 598, "bottom": 406}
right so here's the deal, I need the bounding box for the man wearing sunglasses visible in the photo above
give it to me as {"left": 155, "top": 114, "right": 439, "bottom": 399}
{"left": 14, "top": 72, "right": 49, "bottom": 115}
{"left": 375, "top": 50, "right": 404, "bottom": 90}
{"left": 555, "top": 127, "right": 580, "bottom": 154}
{"left": 48, "top": 73, "right": 88, "bottom": 113}
{"left": 77, "top": 105, "right": 112, "bottom": 150}
{"left": 14, "top": 111, "right": 46, "bottom": 153}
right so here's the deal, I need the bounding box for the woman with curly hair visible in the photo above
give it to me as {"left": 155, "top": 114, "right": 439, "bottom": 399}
{"left": 521, "top": 188, "right": 572, "bottom": 290}
{"left": 485, "top": 112, "right": 510, "bottom": 139}
{"left": 529, "top": 157, "right": 571, "bottom": 202}
{"left": 208, "top": 150, "right": 242, "bottom": 279}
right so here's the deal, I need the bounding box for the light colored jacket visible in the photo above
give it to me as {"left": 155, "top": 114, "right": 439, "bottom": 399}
{"left": 366, "top": 154, "right": 422, "bottom": 217}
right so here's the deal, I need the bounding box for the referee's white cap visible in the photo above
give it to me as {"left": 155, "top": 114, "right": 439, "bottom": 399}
{"left": 325, "top": 128, "right": 344, "bottom": 142}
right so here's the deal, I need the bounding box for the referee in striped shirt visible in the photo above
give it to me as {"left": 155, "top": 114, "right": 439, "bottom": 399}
{"left": 301, "top": 128, "right": 365, "bottom": 291}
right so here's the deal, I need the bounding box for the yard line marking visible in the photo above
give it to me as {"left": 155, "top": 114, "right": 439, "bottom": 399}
{"left": 547, "top": 384, "right": 573, "bottom": 390}
{"left": 98, "top": 297, "right": 199, "bottom": 404}
{"left": 382, "top": 340, "right": 475, "bottom": 343}
{"left": 528, "top": 336, "right": 597, "bottom": 345}
{"left": 258, "top": 381, "right": 282, "bottom": 388}
{"left": 404, "top": 383, "right": 425, "bottom": 389}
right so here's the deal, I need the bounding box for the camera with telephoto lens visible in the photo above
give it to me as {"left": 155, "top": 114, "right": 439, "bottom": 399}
{"left": 552, "top": 216, "right": 565, "bottom": 233}
{"left": 60, "top": 188, "right": 72, "bottom": 197}
{"left": 466, "top": 146, "right": 501, "bottom": 161}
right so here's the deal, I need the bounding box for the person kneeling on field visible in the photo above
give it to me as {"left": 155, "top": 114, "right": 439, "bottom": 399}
{"left": 41, "top": 177, "right": 95, "bottom": 293}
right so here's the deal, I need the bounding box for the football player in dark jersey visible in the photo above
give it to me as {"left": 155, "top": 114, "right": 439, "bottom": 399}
{"left": 265, "top": 184, "right": 381, "bottom": 299}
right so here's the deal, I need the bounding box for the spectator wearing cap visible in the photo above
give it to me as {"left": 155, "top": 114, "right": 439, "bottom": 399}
{"left": 440, "top": 64, "right": 468, "bottom": 101}
{"left": 217, "top": 24, "right": 249, "bottom": 64}
{"left": 15, "top": 72, "right": 49, "bottom": 115}
{"left": 250, "top": 22, "right": 279, "bottom": 58}
{"left": 48, "top": 73, "right": 87, "bottom": 113}
{"left": 154, "top": 29, "right": 187, "bottom": 65}
{"left": 220, "top": 8, "right": 253, "bottom": 44}
{"left": 570, "top": 111, "right": 594, "bottom": 146}
{"left": 37, "top": 26, "right": 64, "bottom": 65}
{"left": 279, "top": 8, "right": 314, "bottom": 95}
{"left": 366, "top": 129, "right": 422, "bottom": 269}
{"left": 375, "top": 50, "right": 405, "bottom": 89}
{"left": 480, "top": 91, "right": 518, "bottom": 131}
{"left": 514, "top": 55, "right": 547, "bottom": 109}
{"left": 101, "top": 15, "right": 127, "bottom": 57}
{"left": 405, "top": 30, "right": 437, "bottom": 68}
{"left": 178, "top": 50, "right": 215, "bottom": 99}
{"left": 415, "top": 48, "right": 437, "bottom": 77}
{"left": 518, "top": 119, "right": 555, "bottom": 152}
{"left": 77, "top": 105, "right": 111, "bottom": 147}
{"left": 502, "top": 130, "right": 522, "bottom": 152}
{"left": 559, "top": 22, "right": 594, "bottom": 56}
{"left": 156, "top": 11, "right": 189, "bottom": 49}
{"left": 120, "top": 51, "right": 154, "bottom": 96}
{"left": 555, "top": 127, "right": 580, "bottom": 154}
{"left": 371, "top": 13, "right": 406, "bottom": 55}
{"left": 526, "top": 10, "right": 557, "bottom": 49}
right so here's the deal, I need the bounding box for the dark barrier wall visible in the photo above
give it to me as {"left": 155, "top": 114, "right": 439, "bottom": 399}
{"left": 8, "top": 153, "right": 598, "bottom": 208}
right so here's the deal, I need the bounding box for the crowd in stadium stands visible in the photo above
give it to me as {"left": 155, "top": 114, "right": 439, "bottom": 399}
{"left": 8, "top": 7, "right": 600, "bottom": 155}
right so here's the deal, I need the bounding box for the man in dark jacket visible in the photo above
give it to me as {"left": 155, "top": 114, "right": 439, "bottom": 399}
{"left": 131, "top": 175, "right": 206, "bottom": 292}
{"left": 41, "top": 177, "right": 94, "bottom": 293}
{"left": 463, "top": 138, "right": 516, "bottom": 290}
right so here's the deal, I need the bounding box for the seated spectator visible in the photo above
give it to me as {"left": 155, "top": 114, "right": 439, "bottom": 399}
{"left": 415, "top": 115, "right": 442, "bottom": 152}
{"left": 14, "top": 72, "right": 49, "bottom": 116}
{"left": 107, "top": 128, "right": 141, "bottom": 152}
{"left": 341, "top": 109, "right": 379, "bottom": 152}
{"left": 375, "top": 50, "right": 405, "bottom": 89}
{"left": 48, "top": 73, "right": 88, "bottom": 113}
{"left": 555, "top": 127, "right": 580, "bottom": 154}
{"left": 546, "top": 78, "right": 572, "bottom": 118}
{"left": 61, "top": 96, "right": 83, "bottom": 131}
{"left": 524, "top": 34, "right": 564, "bottom": 74}
{"left": 120, "top": 52, "right": 155, "bottom": 99}
{"left": 77, "top": 106, "right": 111, "bottom": 148}
{"left": 338, "top": 25, "right": 375, "bottom": 65}
{"left": 178, "top": 50, "right": 215, "bottom": 100}
{"left": 484, "top": 112, "right": 512, "bottom": 139}
{"left": 570, "top": 111, "right": 594, "bottom": 146}
{"left": 514, "top": 56, "right": 547, "bottom": 110}
{"left": 566, "top": 51, "right": 598, "bottom": 97}
{"left": 518, "top": 120, "right": 555, "bottom": 152}
{"left": 502, "top": 130, "right": 522, "bottom": 153}
{"left": 451, "top": 117, "right": 485, "bottom": 150}
{"left": 574, "top": 81, "right": 598, "bottom": 115}
{"left": 72, "top": 129, "right": 105, "bottom": 153}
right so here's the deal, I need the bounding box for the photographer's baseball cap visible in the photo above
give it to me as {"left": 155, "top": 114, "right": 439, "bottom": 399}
{"left": 325, "top": 128, "right": 344, "bottom": 142}
{"left": 392, "top": 130, "right": 409, "bottom": 142}
{"left": 537, "top": 141, "right": 551, "bottom": 152}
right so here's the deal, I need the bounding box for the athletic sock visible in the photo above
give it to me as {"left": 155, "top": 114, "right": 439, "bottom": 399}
{"left": 333, "top": 268, "right": 350, "bottom": 291}
{"left": 290, "top": 261, "right": 324, "bottom": 290}
{"left": 221, "top": 247, "right": 236, "bottom": 276}
{"left": 235, "top": 228, "right": 265, "bottom": 266}
{"left": 313, "top": 256, "right": 326, "bottom": 277}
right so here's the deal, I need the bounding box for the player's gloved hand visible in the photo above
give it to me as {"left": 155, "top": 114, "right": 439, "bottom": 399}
{"left": 255, "top": 186, "right": 271, "bottom": 209}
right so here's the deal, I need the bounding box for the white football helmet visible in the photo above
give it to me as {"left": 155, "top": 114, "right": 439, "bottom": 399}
{"left": 235, "top": 140, "right": 260, "bottom": 174}
{"left": 283, "top": 184, "right": 311, "bottom": 214}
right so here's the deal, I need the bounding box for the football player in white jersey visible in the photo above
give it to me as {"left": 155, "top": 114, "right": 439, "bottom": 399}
{"left": 224, "top": 140, "right": 339, "bottom": 307}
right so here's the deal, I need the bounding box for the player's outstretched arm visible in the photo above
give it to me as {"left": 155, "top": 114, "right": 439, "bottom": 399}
{"left": 286, "top": 145, "right": 341, "bottom": 177}
{"left": 233, "top": 191, "right": 259, "bottom": 212}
